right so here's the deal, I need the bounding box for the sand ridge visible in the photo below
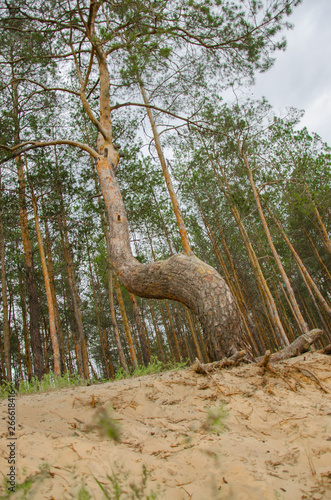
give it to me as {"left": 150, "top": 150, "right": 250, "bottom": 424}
{"left": 0, "top": 351, "right": 330, "bottom": 499}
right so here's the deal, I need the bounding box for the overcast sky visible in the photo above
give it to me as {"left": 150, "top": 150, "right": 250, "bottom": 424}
{"left": 249, "top": 0, "right": 331, "bottom": 145}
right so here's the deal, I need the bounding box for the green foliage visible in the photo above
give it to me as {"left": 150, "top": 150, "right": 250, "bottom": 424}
{"left": 202, "top": 404, "right": 229, "bottom": 434}
{"left": 94, "top": 464, "right": 159, "bottom": 500}
{"left": 78, "top": 485, "right": 92, "bottom": 500}
{"left": 0, "top": 372, "right": 95, "bottom": 399}
{"left": 89, "top": 406, "right": 122, "bottom": 442}
{"left": 0, "top": 464, "right": 52, "bottom": 499}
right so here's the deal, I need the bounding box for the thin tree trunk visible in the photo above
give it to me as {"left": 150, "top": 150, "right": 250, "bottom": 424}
{"left": 61, "top": 276, "right": 73, "bottom": 374}
{"left": 268, "top": 207, "right": 331, "bottom": 316}
{"left": 108, "top": 268, "right": 129, "bottom": 373}
{"left": 139, "top": 82, "right": 192, "bottom": 254}
{"left": 58, "top": 209, "right": 89, "bottom": 378}
{"left": 12, "top": 75, "right": 45, "bottom": 380}
{"left": 184, "top": 308, "right": 204, "bottom": 362}
{"left": 204, "top": 147, "right": 289, "bottom": 348}
{"left": 41, "top": 319, "right": 49, "bottom": 374}
{"left": 16, "top": 154, "right": 45, "bottom": 379}
{"left": 129, "top": 293, "right": 150, "bottom": 366}
{"left": 12, "top": 303, "right": 24, "bottom": 380}
{"left": 0, "top": 188, "right": 11, "bottom": 381}
{"left": 304, "top": 184, "right": 331, "bottom": 259}
{"left": 29, "top": 176, "right": 61, "bottom": 376}
{"left": 149, "top": 300, "right": 168, "bottom": 363}
{"left": 86, "top": 235, "right": 111, "bottom": 379}
{"left": 93, "top": 266, "right": 115, "bottom": 378}
{"left": 173, "top": 303, "right": 190, "bottom": 360}
{"left": 239, "top": 145, "right": 310, "bottom": 336}
{"left": 303, "top": 229, "right": 331, "bottom": 282}
{"left": 42, "top": 196, "right": 66, "bottom": 373}
{"left": 113, "top": 275, "right": 138, "bottom": 370}
{"left": 158, "top": 301, "right": 176, "bottom": 362}
{"left": 19, "top": 270, "right": 33, "bottom": 381}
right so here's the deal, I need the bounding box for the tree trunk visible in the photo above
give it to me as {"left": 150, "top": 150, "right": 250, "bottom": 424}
{"left": 42, "top": 198, "right": 66, "bottom": 373}
{"left": 19, "top": 270, "right": 33, "bottom": 381}
{"left": 0, "top": 190, "right": 11, "bottom": 381}
{"left": 11, "top": 71, "right": 45, "bottom": 379}
{"left": 83, "top": 17, "right": 246, "bottom": 361}
{"left": 96, "top": 153, "right": 244, "bottom": 360}
{"left": 58, "top": 208, "right": 89, "bottom": 378}
{"left": 139, "top": 81, "right": 192, "bottom": 254}
{"left": 86, "top": 236, "right": 111, "bottom": 379}
{"left": 16, "top": 155, "right": 45, "bottom": 379}
{"left": 268, "top": 206, "right": 331, "bottom": 317}
{"left": 129, "top": 293, "right": 150, "bottom": 366}
{"left": 149, "top": 300, "right": 168, "bottom": 363}
{"left": 239, "top": 145, "right": 310, "bottom": 337}
{"left": 29, "top": 178, "right": 61, "bottom": 376}
{"left": 112, "top": 274, "right": 138, "bottom": 370}
{"left": 205, "top": 152, "right": 289, "bottom": 348}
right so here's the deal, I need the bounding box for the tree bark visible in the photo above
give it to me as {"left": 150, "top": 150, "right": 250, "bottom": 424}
{"left": 96, "top": 155, "right": 244, "bottom": 360}
{"left": 139, "top": 81, "right": 192, "bottom": 254}
{"left": 16, "top": 155, "right": 45, "bottom": 379}
{"left": 85, "top": 8, "right": 246, "bottom": 361}
{"left": 42, "top": 198, "right": 66, "bottom": 373}
{"left": 58, "top": 208, "right": 89, "bottom": 378}
{"left": 239, "top": 145, "right": 310, "bottom": 337}
{"left": 19, "top": 269, "right": 33, "bottom": 381}
{"left": 205, "top": 151, "right": 289, "bottom": 348}
{"left": 29, "top": 178, "right": 61, "bottom": 376}
{"left": 129, "top": 293, "right": 150, "bottom": 366}
{"left": 268, "top": 206, "right": 331, "bottom": 317}
{"left": 255, "top": 329, "right": 323, "bottom": 364}
{"left": 0, "top": 190, "right": 11, "bottom": 381}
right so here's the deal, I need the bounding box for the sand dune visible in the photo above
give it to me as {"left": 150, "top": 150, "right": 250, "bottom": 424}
{"left": 1, "top": 351, "right": 331, "bottom": 499}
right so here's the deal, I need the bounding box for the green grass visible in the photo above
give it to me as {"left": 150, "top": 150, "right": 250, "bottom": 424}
{"left": 0, "top": 358, "right": 189, "bottom": 399}
{"left": 201, "top": 403, "right": 229, "bottom": 434}
{"left": 113, "top": 357, "right": 188, "bottom": 381}
{"left": 0, "top": 371, "right": 95, "bottom": 399}
{"left": 94, "top": 464, "right": 159, "bottom": 499}
{"left": 0, "top": 464, "right": 52, "bottom": 499}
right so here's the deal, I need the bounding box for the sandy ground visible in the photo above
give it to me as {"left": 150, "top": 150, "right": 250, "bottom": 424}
{"left": 0, "top": 351, "right": 331, "bottom": 500}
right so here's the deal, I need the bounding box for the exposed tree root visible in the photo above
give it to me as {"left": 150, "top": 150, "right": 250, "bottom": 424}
{"left": 255, "top": 329, "right": 323, "bottom": 364}
{"left": 191, "top": 331, "right": 326, "bottom": 396}
{"left": 318, "top": 343, "right": 331, "bottom": 355}
{"left": 289, "top": 364, "right": 329, "bottom": 393}
{"left": 191, "top": 350, "right": 248, "bottom": 374}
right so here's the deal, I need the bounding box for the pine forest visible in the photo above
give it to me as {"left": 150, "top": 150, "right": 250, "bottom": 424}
{"left": 1, "top": 0, "right": 330, "bottom": 387}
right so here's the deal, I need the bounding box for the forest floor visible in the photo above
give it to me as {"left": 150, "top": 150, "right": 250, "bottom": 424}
{"left": 0, "top": 351, "right": 331, "bottom": 500}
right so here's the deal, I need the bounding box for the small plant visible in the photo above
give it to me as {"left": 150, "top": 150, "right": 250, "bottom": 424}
{"left": 78, "top": 484, "right": 92, "bottom": 500}
{"left": 201, "top": 403, "right": 229, "bottom": 435}
{"left": 0, "top": 380, "right": 15, "bottom": 399}
{"left": 133, "top": 357, "right": 189, "bottom": 378}
{"left": 86, "top": 406, "right": 122, "bottom": 442}
{"left": 133, "top": 357, "right": 165, "bottom": 377}
{"left": 94, "top": 464, "right": 159, "bottom": 499}
{"left": 0, "top": 464, "right": 51, "bottom": 498}
{"left": 115, "top": 367, "right": 129, "bottom": 381}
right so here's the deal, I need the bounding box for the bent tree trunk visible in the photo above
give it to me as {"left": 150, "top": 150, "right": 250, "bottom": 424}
{"left": 96, "top": 153, "right": 245, "bottom": 361}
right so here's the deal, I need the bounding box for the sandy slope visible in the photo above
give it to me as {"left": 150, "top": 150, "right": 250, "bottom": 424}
{"left": 0, "top": 352, "right": 331, "bottom": 500}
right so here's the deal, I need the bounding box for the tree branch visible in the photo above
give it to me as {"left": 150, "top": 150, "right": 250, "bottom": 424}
{"left": 0, "top": 140, "right": 99, "bottom": 164}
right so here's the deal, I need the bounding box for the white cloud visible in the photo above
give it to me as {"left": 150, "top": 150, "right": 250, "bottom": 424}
{"left": 251, "top": 0, "right": 331, "bottom": 144}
